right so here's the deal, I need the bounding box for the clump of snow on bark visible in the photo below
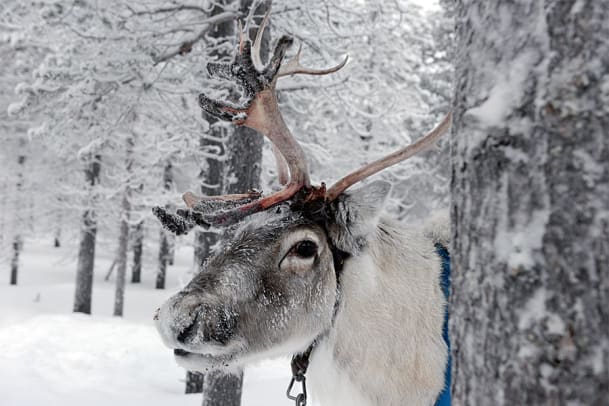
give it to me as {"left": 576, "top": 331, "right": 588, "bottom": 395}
{"left": 467, "top": 50, "right": 537, "bottom": 128}
{"left": 518, "top": 287, "right": 546, "bottom": 330}
{"left": 574, "top": 149, "right": 605, "bottom": 187}
{"left": 7, "top": 100, "right": 25, "bottom": 117}
{"left": 494, "top": 206, "right": 550, "bottom": 269}
{"left": 77, "top": 138, "right": 104, "bottom": 159}
{"left": 545, "top": 313, "right": 566, "bottom": 336}
{"left": 599, "top": 74, "right": 609, "bottom": 108}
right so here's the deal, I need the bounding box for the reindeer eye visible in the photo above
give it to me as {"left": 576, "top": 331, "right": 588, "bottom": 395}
{"left": 291, "top": 240, "right": 318, "bottom": 259}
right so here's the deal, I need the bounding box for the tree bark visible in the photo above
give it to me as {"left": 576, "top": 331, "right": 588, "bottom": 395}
{"left": 10, "top": 235, "right": 22, "bottom": 286}
{"left": 131, "top": 220, "right": 144, "bottom": 283}
{"left": 157, "top": 161, "right": 173, "bottom": 290}
{"left": 168, "top": 238, "right": 175, "bottom": 266}
{"left": 450, "top": 1, "right": 609, "bottom": 404}
{"left": 113, "top": 137, "right": 133, "bottom": 317}
{"left": 157, "top": 228, "right": 170, "bottom": 289}
{"left": 73, "top": 154, "right": 101, "bottom": 314}
{"left": 202, "top": 371, "right": 244, "bottom": 406}
{"left": 185, "top": 372, "right": 205, "bottom": 395}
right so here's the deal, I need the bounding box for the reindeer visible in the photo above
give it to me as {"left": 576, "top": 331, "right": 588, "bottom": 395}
{"left": 153, "top": 10, "right": 452, "bottom": 406}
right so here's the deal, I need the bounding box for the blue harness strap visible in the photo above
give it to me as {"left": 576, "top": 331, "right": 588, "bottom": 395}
{"left": 434, "top": 243, "right": 451, "bottom": 406}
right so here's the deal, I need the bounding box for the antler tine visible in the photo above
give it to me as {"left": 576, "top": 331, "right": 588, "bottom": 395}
{"left": 182, "top": 190, "right": 262, "bottom": 209}
{"left": 271, "top": 143, "right": 290, "bottom": 185}
{"left": 326, "top": 113, "right": 452, "bottom": 201}
{"left": 190, "top": 11, "right": 352, "bottom": 227}
{"left": 277, "top": 46, "right": 349, "bottom": 78}
{"left": 251, "top": 6, "right": 271, "bottom": 71}
{"left": 238, "top": 20, "right": 245, "bottom": 54}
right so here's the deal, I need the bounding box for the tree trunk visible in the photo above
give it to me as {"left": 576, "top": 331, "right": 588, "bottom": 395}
{"left": 201, "top": 77, "right": 263, "bottom": 406}
{"left": 450, "top": 1, "right": 609, "bottom": 404}
{"left": 73, "top": 154, "right": 101, "bottom": 314}
{"left": 10, "top": 235, "right": 22, "bottom": 285}
{"left": 202, "top": 371, "right": 244, "bottom": 406}
{"left": 157, "top": 229, "right": 170, "bottom": 290}
{"left": 54, "top": 209, "right": 62, "bottom": 247}
{"left": 168, "top": 238, "right": 175, "bottom": 266}
{"left": 131, "top": 220, "right": 144, "bottom": 283}
{"left": 185, "top": 372, "right": 205, "bottom": 395}
{"left": 113, "top": 190, "right": 130, "bottom": 316}
{"left": 184, "top": 0, "right": 235, "bottom": 394}
{"left": 157, "top": 161, "right": 173, "bottom": 290}
{"left": 9, "top": 138, "right": 26, "bottom": 285}
{"left": 113, "top": 137, "right": 133, "bottom": 317}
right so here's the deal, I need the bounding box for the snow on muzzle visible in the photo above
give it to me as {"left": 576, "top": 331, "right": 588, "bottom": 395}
{"left": 154, "top": 291, "right": 240, "bottom": 356}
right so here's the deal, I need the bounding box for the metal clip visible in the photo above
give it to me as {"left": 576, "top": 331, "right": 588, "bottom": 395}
{"left": 286, "top": 375, "right": 307, "bottom": 406}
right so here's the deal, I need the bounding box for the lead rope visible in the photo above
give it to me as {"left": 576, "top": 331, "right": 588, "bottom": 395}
{"left": 286, "top": 343, "right": 315, "bottom": 406}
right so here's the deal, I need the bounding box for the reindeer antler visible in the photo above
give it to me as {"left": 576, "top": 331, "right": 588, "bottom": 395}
{"left": 154, "top": 7, "right": 450, "bottom": 232}
{"left": 174, "top": 7, "right": 345, "bottom": 226}
{"left": 326, "top": 112, "right": 452, "bottom": 201}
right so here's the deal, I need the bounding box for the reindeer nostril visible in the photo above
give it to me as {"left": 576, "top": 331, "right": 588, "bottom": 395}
{"left": 177, "top": 313, "right": 200, "bottom": 344}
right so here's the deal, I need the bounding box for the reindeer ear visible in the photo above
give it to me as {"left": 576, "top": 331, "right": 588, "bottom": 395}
{"left": 327, "top": 180, "right": 391, "bottom": 253}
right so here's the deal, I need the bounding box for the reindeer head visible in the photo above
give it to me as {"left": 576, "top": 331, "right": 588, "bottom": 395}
{"left": 153, "top": 9, "right": 451, "bottom": 372}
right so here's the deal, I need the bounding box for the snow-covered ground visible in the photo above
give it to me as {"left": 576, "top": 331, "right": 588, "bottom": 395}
{"left": 0, "top": 238, "right": 292, "bottom": 406}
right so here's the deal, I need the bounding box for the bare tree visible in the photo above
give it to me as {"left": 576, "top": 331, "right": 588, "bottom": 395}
{"left": 450, "top": 1, "right": 609, "bottom": 403}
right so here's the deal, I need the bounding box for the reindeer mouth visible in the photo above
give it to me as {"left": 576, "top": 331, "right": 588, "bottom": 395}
{"left": 170, "top": 308, "right": 242, "bottom": 370}
{"left": 174, "top": 348, "right": 191, "bottom": 357}
{"left": 172, "top": 347, "right": 238, "bottom": 372}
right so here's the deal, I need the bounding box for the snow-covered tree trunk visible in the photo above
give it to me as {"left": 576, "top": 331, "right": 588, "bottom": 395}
{"left": 156, "top": 161, "right": 173, "bottom": 290}
{"left": 73, "top": 154, "right": 101, "bottom": 314}
{"left": 450, "top": 1, "right": 609, "bottom": 404}
{"left": 9, "top": 137, "right": 26, "bottom": 285}
{"left": 113, "top": 188, "right": 130, "bottom": 316}
{"left": 10, "top": 235, "right": 22, "bottom": 285}
{"left": 113, "top": 137, "right": 133, "bottom": 317}
{"left": 131, "top": 219, "right": 144, "bottom": 283}
{"left": 169, "top": 240, "right": 175, "bottom": 266}
{"left": 202, "top": 371, "right": 244, "bottom": 406}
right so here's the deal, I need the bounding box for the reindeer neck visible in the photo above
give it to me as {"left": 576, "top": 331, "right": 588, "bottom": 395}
{"left": 306, "top": 219, "right": 448, "bottom": 406}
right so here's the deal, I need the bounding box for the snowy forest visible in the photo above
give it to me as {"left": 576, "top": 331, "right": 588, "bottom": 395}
{"left": 1, "top": 0, "right": 607, "bottom": 405}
